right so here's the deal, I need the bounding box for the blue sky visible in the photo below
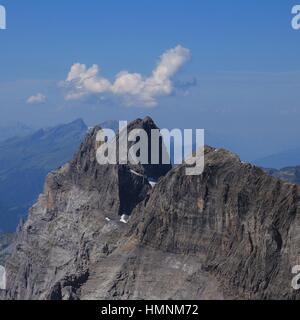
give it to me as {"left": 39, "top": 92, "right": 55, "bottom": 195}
{"left": 0, "top": 0, "right": 300, "bottom": 160}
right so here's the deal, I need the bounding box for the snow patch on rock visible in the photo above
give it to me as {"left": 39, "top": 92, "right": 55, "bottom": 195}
{"left": 120, "top": 214, "right": 129, "bottom": 224}
{"left": 148, "top": 178, "right": 158, "bottom": 188}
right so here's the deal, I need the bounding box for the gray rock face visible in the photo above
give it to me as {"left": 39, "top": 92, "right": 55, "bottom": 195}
{"left": 3, "top": 120, "right": 300, "bottom": 300}
{"left": 115, "top": 116, "right": 172, "bottom": 180}
{"left": 129, "top": 147, "right": 300, "bottom": 299}
{"left": 4, "top": 117, "right": 171, "bottom": 300}
{"left": 0, "top": 233, "right": 14, "bottom": 265}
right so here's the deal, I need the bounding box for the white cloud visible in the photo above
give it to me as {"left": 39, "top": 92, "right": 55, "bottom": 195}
{"left": 65, "top": 64, "right": 111, "bottom": 100}
{"left": 27, "top": 93, "right": 47, "bottom": 105}
{"left": 63, "top": 45, "right": 191, "bottom": 107}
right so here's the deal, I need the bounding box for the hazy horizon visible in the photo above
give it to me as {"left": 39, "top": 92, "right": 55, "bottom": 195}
{"left": 1, "top": 0, "right": 300, "bottom": 161}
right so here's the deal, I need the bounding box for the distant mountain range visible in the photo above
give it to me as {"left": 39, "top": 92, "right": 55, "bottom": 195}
{"left": 255, "top": 148, "right": 300, "bottom": 185}
{"left": 265, "top": 166, "right": 300, "bottom": 185}
{"left": 0, "top": 119, "right": 120, "bottom": 232}
{"left": 254, "top": 147, "right": 300, "bottom": 169}
{"left": 0, "top": 119, "right": 122, "bottom": 232}
{"left": 0, "top": 119, "right": 88, "bottom": 231}
{"left": 0, "top": 123, "right": 34, "bottom": 142}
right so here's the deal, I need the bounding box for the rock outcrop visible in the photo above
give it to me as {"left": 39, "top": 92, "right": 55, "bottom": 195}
{"left": 3, "top": 118, "right": 300, "bottom": 300}
{"left": 0, "top": 233, "right": 14, "bottom": 266}
{"left": 127, "top": 147, "right": 300, "bottom": 299}
{"left": 4, "top": 117, "right": 171, "bottom": 300}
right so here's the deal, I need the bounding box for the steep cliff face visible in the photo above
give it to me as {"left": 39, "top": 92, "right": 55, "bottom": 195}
{"left": 4, "top": 119, "right": 300, "bottom": 300}
{"left": 128, "top": 147, "right": 300, "bottom": 299}
{"left": 4, "top": 117, "right": 171, "bottom": 300}
{"left": 0, "top": 233, "right": 14, "bottom": 265}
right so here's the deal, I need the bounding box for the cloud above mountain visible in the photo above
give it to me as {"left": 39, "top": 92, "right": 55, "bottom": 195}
{"left": 27, "top": 93, "right": 47, "bottom": 105}
{"left": 62, "top": 45, "right": 191, "bottom": 107}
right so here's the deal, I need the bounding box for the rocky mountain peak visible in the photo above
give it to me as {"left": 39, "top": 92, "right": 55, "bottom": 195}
{"left": 71, "top": 116, "right": 172, "bottom": 179}
{"left": 3, "top": 119, "right": 300, "bottom": 300}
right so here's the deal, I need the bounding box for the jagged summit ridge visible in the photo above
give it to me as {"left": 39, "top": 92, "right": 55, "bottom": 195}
{"left": 3, "top": 117, "right": 171, "bottom": 300}
{"left": 3, "top": 118, "right": 300, "bottom": 300}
